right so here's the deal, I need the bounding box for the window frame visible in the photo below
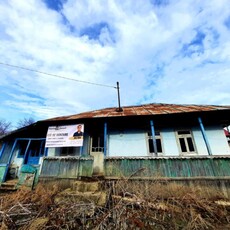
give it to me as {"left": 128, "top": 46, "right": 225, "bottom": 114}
{"left": 175, "top": 129, "right": 197, "bottom": 155}
{"left": 59, "top": 147, "right": 80, "bottom": 156}
{"left": 16, "top": 138, "right": 46, "bottom": 159}
{"left": 90, "top": 134, "right": 104, "bottom": 153}
{"left": 147, "top": 130, "right": 164, "bottom": 155}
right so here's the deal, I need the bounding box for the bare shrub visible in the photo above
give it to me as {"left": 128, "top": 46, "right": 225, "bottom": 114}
{"left": 0, "top": 179, "right": 230, "bottom": 229}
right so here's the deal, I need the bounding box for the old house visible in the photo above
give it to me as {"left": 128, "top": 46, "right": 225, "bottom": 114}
{"left": 0, "top": 103, "right": 230, "bottom": 189}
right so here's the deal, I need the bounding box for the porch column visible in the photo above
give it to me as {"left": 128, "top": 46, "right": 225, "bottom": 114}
{"left": 80, "top": 146, "right": 83, "bottom": 156}
{"left": 198, "top": 117, "right": 212, "bottom": 155}
{"left": 0, "top": 143, "right": 6, "bottom": 157}
{"left": 150, "top": 120, "right": 157, "bottom": 156}
{"left": 7, "top": 140, "right": 18, "bottom": 165}
{"left": 23, "top": 139, "right": 31, "bottom": 164}
{"left": 2, "top": 139, "right": 18, "bottom": 182}
{"left": 104, "top": 122, "right": 107, "bottom": 156}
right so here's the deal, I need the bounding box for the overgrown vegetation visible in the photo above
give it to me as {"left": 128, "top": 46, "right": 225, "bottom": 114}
{"left": 0, "top": 180, "right": 230, "bottom": 229}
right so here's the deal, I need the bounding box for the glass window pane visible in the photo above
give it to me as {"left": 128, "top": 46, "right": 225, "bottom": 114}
{"left": 155, "top": 131, "right": 160, "bottom": 136}
{"left": 92, "top": 136, "right": 98, "bottom": 148}
{"left": 156, "top": 139, "right": 162, "bottom": 153}
{"left": 29, "top": 140, "right": 41, "bottom": 157}
{"left": 179, "top": 138, "right": 187, "bottom": 152}
{"left": 40, "top": 141, "right": 45, "bottom": 156}
{"left": 148, "top": 139, "right": 154, "bottom": 153}
{"left": 178, "top": 131, "right": 191, "bottom": 135}
{"left": 17, "top": 140, "right": 29, "bottom": 157}
{"left": 99, "top": 135, "right": 104, "bottom": 148}
{"left": 91, "top": 134, "right": 104, "bottom": 152}
{"left": 60, "top": 147, "right": 80, "bottom": 156}
{"left": 187, "top": 137, "right": 195, "bottom": 152}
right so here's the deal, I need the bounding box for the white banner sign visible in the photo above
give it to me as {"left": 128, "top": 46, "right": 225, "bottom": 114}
{"left": 45, "top": 124, "right": 84, "bottom": 148}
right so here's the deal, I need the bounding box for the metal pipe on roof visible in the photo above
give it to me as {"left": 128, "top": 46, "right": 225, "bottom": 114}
{"left": 116, "top": 82, "right": 123, "bottom": 112}
{"left": 198, "top": 117, "right": 212, "bottom": 155}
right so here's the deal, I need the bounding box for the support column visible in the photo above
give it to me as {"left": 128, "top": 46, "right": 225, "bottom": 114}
{"left": 80, "top": 146, "right": 83, "bottom": 156}
{"left": 104, "top": 122, "right": 107, "bottom": 156}
{"left": 2, "top": 139, "right": 18, "bottom": 182}
{"left": 0, "top": 143, "right": 6, "bottom": 158}
{"left": 150, "top": 120, "right": 157, "bottom": 156}
{"left": 23, "top": 139, "right": 31, "bottom": 164}
{"left": 198, "top": 117, "right": 212, "bottom": 155}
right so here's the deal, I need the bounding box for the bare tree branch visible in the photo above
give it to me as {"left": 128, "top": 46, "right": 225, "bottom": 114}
{"left": 0, "top": 119, "right": 12, "bottom": 136}
{"left": 17, "top": 117, "right": 35, "bottom": 129}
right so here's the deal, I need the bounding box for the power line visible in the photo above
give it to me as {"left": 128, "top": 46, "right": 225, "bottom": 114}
{"left": 0, "top": 62, "right": 116, "bottom": 89}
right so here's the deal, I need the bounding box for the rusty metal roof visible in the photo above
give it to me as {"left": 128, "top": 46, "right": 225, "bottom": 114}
{"left": 43, "top": 103, "right": 230, "bottom": 122}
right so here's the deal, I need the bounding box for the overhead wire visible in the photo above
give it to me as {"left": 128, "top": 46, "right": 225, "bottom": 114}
{"left": 0, "top": 62, "right": 117, "bottom": 89}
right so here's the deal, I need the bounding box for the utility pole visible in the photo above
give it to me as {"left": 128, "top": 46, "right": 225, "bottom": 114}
{"left": 116, "top": 81, "right": 123, "bottom": 112}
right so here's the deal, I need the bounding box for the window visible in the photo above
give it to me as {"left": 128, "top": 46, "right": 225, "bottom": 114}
{"left": 176, "top": 130, "right": 196, "bottom": 154}
{"left": 148, "top": 131, "right": 163, "bottom": 154}
{"left": 28, "top": 140, "right": 45, "bottom": 157}
{"left": 0, "top": 141, "right": 14, "bottom": 164}
{"left": 16, "top": 140, "right": 46, "bottom": 158}
{"left": 16, "top": 140, "right": 29, "bottom": 157}
{"left": 60, "top": 147, "right": 80, "bottom": 156}
{"left": 91, "top": 134, "right": 104, "bottom": 152}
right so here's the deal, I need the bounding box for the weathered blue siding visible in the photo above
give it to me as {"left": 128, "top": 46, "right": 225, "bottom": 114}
{"left": 40, "top": 157, "right": 94, "bottom": 178}
{"left": 104, "top": 156, "right": 230, "bottom": 178}
{"left": 108, "top": 131, "right": 148, "bottom": 156}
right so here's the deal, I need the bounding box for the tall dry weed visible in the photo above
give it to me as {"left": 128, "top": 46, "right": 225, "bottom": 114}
{"left": 0, "top": 179, "right": 230, "bottom": 229}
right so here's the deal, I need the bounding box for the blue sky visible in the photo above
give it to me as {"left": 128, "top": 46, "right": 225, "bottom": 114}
{"left": 0, "top": 0, "right": 230, "bottom": 128}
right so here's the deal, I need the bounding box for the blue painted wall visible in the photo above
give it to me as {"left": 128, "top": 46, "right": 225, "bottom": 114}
{"left": 108, "top": 131, "right": 148, "bottom": 156}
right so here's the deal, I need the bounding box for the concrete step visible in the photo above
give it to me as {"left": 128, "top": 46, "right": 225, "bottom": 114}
{"left": 0, "top": 179, "right": 18, "bottom": 191}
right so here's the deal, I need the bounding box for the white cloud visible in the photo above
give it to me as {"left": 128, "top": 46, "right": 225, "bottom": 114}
{"left": 0, "top": 0, "right": 230, "bottom": 126}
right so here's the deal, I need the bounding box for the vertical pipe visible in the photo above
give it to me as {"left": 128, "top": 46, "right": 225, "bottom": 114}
{"left": 198, "top": 117, "right": 212, "bottom": 155}
{"left": 116, "top": 82, "right": 123, "bottom": 112}
{"left": 150, "top": 120, "right": 157, "bottom": 156}
{"left": 104, "top": 122, "right": 107, "bottom": 156}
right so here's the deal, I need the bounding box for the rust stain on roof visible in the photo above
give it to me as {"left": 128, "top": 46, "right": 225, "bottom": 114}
{"left": 43, "top": 103, "right": 230, "bottom": 122}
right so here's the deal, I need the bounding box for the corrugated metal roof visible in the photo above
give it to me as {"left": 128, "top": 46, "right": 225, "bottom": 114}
{"left": 43, "top": 103, "right": 230, "bottom": 121}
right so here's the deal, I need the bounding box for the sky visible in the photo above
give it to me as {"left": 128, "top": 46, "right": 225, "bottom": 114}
{"left": 0, "top": 0, "right": 230, "bottom": 128}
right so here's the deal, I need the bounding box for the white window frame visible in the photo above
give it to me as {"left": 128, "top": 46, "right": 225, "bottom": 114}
{"left": 147, "top": 131, "right": 164, "bottom": 155}
{"left": 175, "top": 129, "right": 197, "bottom": 155}
{"left": 90, "top": 135, "right": 104, "bottom": 153}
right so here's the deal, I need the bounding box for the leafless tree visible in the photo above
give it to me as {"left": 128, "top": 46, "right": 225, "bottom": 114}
{"left": 0, "top": 119, "right": 12, "bottom": 136}
{"left": 17, "top": 117, "right": 35, "bottom": 129}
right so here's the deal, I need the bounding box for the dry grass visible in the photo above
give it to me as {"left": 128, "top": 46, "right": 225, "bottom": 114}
{"left": 0, "top": 180, "right": 230, "bottom": 229}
